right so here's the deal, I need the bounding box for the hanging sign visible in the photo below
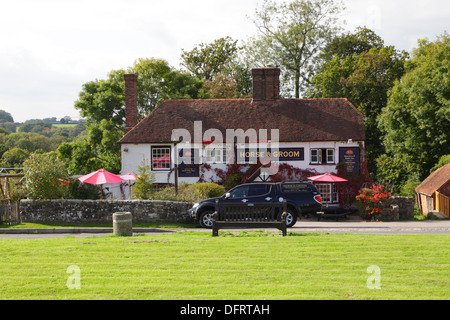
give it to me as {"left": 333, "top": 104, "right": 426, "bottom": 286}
{"left": 177, "top": 148, "right": 200, "bottom": 177}
{"left": 178, "top": 164, "right": 200, "bottom": 177}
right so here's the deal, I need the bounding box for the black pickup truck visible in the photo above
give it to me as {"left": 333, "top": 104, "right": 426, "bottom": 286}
{"left": 189, "top": 182, "right": 323, "bottom": 228}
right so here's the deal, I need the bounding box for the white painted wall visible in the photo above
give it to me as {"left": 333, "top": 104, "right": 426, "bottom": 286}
{"left": 115, "top": 140, "right": 363, "bottom": 199}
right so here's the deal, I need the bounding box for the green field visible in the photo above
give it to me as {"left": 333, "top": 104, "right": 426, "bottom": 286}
{"left": 51, "top": 123, "right": 78, "bottom": 128}
{"left": 0, "top": 231, "right": 448, "bottom": 300}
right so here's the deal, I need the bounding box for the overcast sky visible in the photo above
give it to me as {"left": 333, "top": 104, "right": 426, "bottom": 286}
{"left": 0, "top": 0, "right": 448, "bottom": 123}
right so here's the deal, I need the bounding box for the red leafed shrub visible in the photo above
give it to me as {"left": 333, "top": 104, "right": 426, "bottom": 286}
{"left": 269, "top": 163, "right": 319, "bottom": 182}
{"left": 355, "top": 184, "right": 392, "bottom": 218}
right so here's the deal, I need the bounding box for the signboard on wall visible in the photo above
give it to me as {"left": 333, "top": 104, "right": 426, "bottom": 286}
{"left": 178, "top": 164, "right": 200, "bottom": 177}
{"left": 177, "top": 148, "right": 200, "bottom": 177}
{"left": 339, "top": 147, "right": 360, "bottom": 174}
{"left": 237, "top": 148, "right": 304, "bottom": 163}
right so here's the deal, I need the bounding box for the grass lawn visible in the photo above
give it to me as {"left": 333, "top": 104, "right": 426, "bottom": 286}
{"left": 0, "top": 231, "right": 448, "bottom": 300}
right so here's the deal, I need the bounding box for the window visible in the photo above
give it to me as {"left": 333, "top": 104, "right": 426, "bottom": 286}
{"left": 310, "top": 148, "right": 335, "bottom": 164}
{"left": 205, "top": 148, "right": 227, "bottom": 164}
{"left": 327, "top": 149, "right": 335, "bottom": 163}
{"left": 228, "top": 184, "right": 271, "bottom": 198}
{"left": 229, "top": 185, "right": 249, "bottom": 198}
{"left": 311, "top": 149, "right": 319, "bottom": 164}
{"left": 315, "top": 183, "right": 338, "bottom": 204}
{"left": 151, "top": 146, "right": 171, "bottom": 170}
{"left": 178, "top": 148, "right": 200, "bottom": 165}
{"left": 248, "top": 184, "right": 271, "bottom": 196}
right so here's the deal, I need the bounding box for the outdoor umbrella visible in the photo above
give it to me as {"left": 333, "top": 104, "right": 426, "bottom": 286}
{"left": 120, "top": 173, "right": 137, "bottom": 199}
{"left": 307, "top": 173, "right": 348, "bottom": 207}
{"left": 78, "top": 169, "right": 124, "bottom": 199}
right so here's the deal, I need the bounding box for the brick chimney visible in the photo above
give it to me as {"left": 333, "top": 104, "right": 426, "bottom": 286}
{"left": 252, "top": 67, "right": 280, "bottom": 102}
{"left": 124, "top": 73, "right": 138, "bottom": 132}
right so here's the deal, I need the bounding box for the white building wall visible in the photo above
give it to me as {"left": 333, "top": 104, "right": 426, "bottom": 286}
{"left": 116, "top": 140, "right": 363, "bottom": 199}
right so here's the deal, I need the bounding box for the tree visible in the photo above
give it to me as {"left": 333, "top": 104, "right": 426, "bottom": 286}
{"left": 378, "top": 32, "right": 450, "bottom": 183}
{"left": 75, "top": 69, "right": 126, "bottom": 129}
{"left": 202, "top": 73, "right": 239, "bottom": 99}
{"left": 0, "top": 147, "right": 30, "bottom": 167}
{"left": 375, "top": 154, "right": 420, "bottom": 192}
{"left": 430, "top": 155, "right": 450, "bottom": 173}
{"left": 75, "top": 58, "right": 205, "bottom": 128}
{"left": 0, "top": 127, "right": 9, "bottom": 136}
{"left": 0, "top": 109, "right": 15, "bottom": 133}
{"left": 181, "top": 37, "right": 239, "bottom": 81}
{"left": 225, "top": 60, "right": 253, "bottom": 97}
{"left": 58, "top": 119, "right": 122, "bottom": 175}
{"left": 18, "top": 120, "right": 53, "bottom": 134}
{"left": 64, "top": 58, "right": 205, "bottom": 174}
{"left": 181, "top": 37, "right": 252, "bottom": 98}
{"left": 133, "top": 157, "right": 155, "bottom": 200}
{"left": 0, "top": 121, "right": 15, "bottom": 133}
{"left": 0, "top": 110, "right": 14, "bottom": 123}
{"left": 248, "top": 0, "right": 344, "bottom": 98}
{"left": 318, "top": 26, "right": 384, "bottom": 63}
{"left": 309, "top": 28, "right": 408, "bottom": 176}
{"left": 1, "top": 132, "right": 54, "bottom": 153}
{"left": 132, "top": 58, "right": 206, "bottom": 117}
{"left": 23, "top": 152, "right": 69, "bottom": 199}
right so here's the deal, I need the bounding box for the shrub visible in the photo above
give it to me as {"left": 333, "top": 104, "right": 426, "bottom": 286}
{"left": 151, "top": 183, "right": 197, "bottom": 202}
{"left": 355, "top": 184, "right": 391, "bottom": 219}
{"left": 194, "top": 182, "right": 225, "bottom": 199}
{"left": 66, "top": 179, "right": 100, "bottom": 200}
{"left": 133, "top": 157, "right": 155, "bottom": 200}
{"left": 23, "top": 152, "right": 69, "bottom": 199}
{"left": 399, "top": 178, "right": 420, "bottom": 197}
{"left": 151, "top": 182, "right": 225, "bottom": 202}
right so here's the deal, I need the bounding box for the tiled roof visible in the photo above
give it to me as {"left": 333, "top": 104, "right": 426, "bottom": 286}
{"left": 119, "top": 98, "right": 365, "bottom": 144}
{"left": 415, "top": 164, "right": 450, "bottom": 196}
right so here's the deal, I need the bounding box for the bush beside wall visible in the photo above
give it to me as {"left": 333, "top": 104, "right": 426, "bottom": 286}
{"left": 20, "top": 199, "right": 195, "bottom": 224}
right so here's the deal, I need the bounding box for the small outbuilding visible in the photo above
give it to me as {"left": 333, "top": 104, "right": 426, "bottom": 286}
{"left": 415, "top": 163, "right": 450, "bottom": 217}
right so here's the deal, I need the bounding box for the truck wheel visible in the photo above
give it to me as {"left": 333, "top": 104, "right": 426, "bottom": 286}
{"left": 284, "top": 210, "right": 297, "bottom": 228}
{"left": 199, "top": 210, "right": 214, "bottom": 228}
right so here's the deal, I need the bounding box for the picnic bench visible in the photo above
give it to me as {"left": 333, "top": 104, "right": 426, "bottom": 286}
{"left": 212, "top": 199, "right": 288, "bottom": 236}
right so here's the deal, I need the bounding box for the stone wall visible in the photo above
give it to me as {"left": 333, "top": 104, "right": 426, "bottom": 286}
{"left": 20, "top": 199, "right": 195, "bottom": 224}
{"left": 379, "top": 196, "right": 415, "bottom": 221}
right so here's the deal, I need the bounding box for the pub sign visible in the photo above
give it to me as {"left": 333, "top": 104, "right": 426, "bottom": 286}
{"left": 339, "top": 147, "right": 360, "bottom": 174}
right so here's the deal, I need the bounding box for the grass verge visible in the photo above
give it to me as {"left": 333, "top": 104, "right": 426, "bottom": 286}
{"left": 0, "top": 231, "right": 448, "bottom": 300}
{"left": 0, "top": 222, "right": 198, "bottom": 229}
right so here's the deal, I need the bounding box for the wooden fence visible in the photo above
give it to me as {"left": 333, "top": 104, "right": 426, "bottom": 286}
{"left": 436, "top": 192, "right": 450, "bottom": 218}
{"left": 0, "top": 202, "right": 20, "bottom": 225}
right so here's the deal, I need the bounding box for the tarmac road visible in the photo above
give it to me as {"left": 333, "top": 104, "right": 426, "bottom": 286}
{"left": 0, "top": 219, "right": 449, "bottom": 238}
{"left": 289, "top": 219, "right": 450, "bottom": 235}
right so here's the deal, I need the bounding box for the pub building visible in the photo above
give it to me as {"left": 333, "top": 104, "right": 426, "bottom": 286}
{"left": 118, "top": 68, "right": 365, "bottom": 206}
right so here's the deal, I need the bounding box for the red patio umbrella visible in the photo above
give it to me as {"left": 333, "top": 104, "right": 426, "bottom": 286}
{"left": 78, "top": 169, "right": 124, "bottom": 199}
{"left": 307, "top": 173, "right": 348, "bottom": 207}
{"left": 307, "top": 173, "right": 348, "bottom": 183}
{"left": 120, "top": 173, "right": 137, "bottom": 181}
